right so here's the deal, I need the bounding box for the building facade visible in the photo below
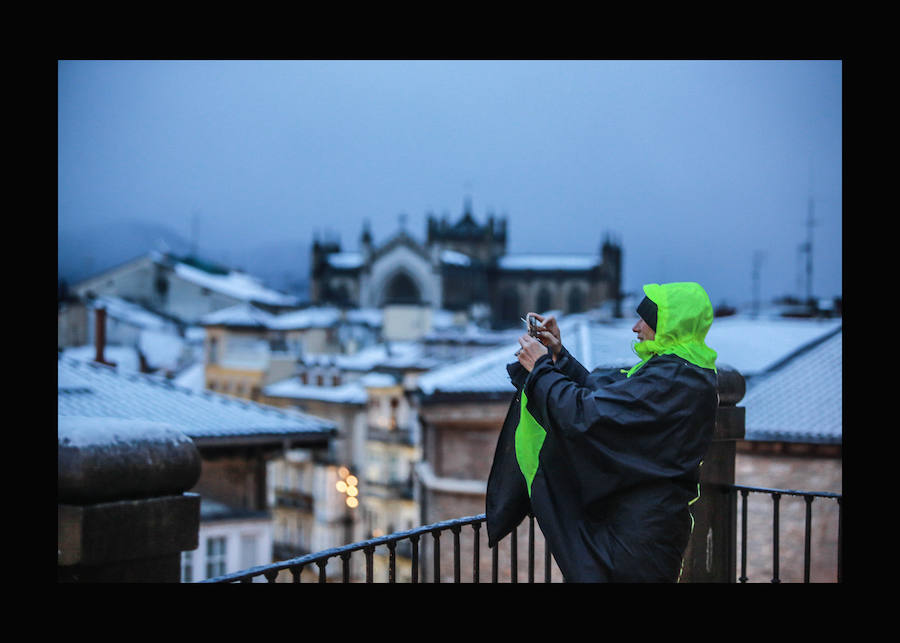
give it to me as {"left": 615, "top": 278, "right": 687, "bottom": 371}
{"left": 310, "top": 204, "right": 623, "bottom": 330}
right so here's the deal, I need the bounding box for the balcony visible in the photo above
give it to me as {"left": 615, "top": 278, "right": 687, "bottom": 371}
{"left": 199, "top": 483, "right": 842, "bottom": 583}
{"left": 58, "top": 363, "right": 842, "bottom": 583}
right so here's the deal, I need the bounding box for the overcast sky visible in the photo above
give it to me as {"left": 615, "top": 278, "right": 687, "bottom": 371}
{"left": 58, "top": 59, "right": 841, "bottom": 308}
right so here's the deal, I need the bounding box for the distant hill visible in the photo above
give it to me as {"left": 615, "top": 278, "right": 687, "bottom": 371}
{"left": 58, "top": 218, "right": 310, "bottom": 300}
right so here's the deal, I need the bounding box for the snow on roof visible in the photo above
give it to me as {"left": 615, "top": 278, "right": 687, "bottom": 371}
{"left": 345, "top": 308, "right": 383, "bottom": 327}
{"left": 417, "top": 312, "right": 844, "bottom": 397}
{"left": 173, "top": 261, "right": 299, "bottom": 306}
{"left": 88, "top": 296, "right": 175, "bottom": 331}
{"left": 498, "top": 254, "right": 600, "bottom": 271}
{"left": 705, "top": 316, "right": 843, "bottom": 376}
{"left": 263, "top": 378, "right": 369, "bottom": 405}
{"left": 200, "top": 302, "right": 275, "bottom": 327}
{"left": 441, "top": 249, "right": 472, "bottom": 266}
{"left": 326, "top": 252, "right": 363, "bottom": 269}
{"left": 742, "top": 327, "right": 842, "bottom": 444}
{"left": 268, "top": 306, "right": 342, "bottom": 330}
{"left": 417, "top": 315, "right": 636, "bottom": 396}
{"left": 302, "top": 341, "right": 443, "bottom": 372}
{"left": 61, "top": 345, "right": 143, "bottom": 373}
{"left": 58, "top": 355, "right": 336, "bottom": 440}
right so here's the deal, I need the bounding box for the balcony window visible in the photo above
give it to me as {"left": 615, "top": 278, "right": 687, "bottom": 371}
{"left": 181, "top": 551, "right": 193, "bottom": 583}
{"left": 206, "top": 536, "right": 227, "bottom": 579}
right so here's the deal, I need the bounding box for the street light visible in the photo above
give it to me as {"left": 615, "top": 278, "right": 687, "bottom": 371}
{"left": 335, "top": 467, "right": 359, "bottom": 509}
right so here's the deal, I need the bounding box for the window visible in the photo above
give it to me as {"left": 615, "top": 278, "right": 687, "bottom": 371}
{"left": 206, "top": 536, "right": 227, "bottom": 579}
{"left": 240, "top": 534, "right": 258, "bottom": 572}
{"left": 181, "top": 551, "right": 193, "bottom": 583}
{"left": 208, "top": 337, "right": 219, "bottom": 364}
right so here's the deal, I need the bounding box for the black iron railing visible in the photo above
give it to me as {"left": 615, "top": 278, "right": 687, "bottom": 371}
{"left": 732, "top": 484, "right": 842, "bottom": 583}
{"left": 201, "top": 484, "right": 842, "bottom": 583}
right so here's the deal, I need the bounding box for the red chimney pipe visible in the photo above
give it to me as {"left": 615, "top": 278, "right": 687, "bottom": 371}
{"left": 94, "top": 307, "right": 116, "bottom": 367}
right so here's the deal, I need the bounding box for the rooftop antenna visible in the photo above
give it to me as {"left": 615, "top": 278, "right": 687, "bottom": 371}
{"left": 751, "top": 250, "right": 765, "bottom": 317}
{"left": 190, "top": 209, "right": 200, "bottom": 259}
{"left": 802, "top": 160, "right": 818, "bottom": 306}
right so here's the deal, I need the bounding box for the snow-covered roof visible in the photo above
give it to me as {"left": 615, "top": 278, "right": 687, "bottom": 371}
{"left": 173, "top": 261, "right": 299, "bottom": 307}
{"left": 262, "top": 370, "right": 398, "bottom": 406}
{"left": 268, "top": 307, "right": 342, "bottom": 330}
{"left": 88, "top": 295, "right": 175, "bottom": 331}
{"left": 326, "top": 252, "right": 364, "bottom": 269}
{"left": 263, "top": 378, "right": 369, "bottom": 405}
{"left": 301, "top": 341, "right": 443, "bottom": 372}
{"left": 58, "top": 356, "right": 336, "bottom": 442}
{"left": 200, "top": 303, "right": 276, "bottom": 327}
{"left": 417, "top": 315, "right": 637, "bottom": 396}
{"left": 416, "top": 312, "right": 844, "bottom": 396}
{"left": 705, "top": 316, "right": 843, "bottom": 377}
{"left": 200, "top": 304, "right": 378, "bottom": 330}
{"left": 441, "top": 249, "right": 472, "bottom": 266}
{"left": 742, "top": 327, "right": 842, "bottom": 444}
{"left": 497, "top": 254, "right": 600, "bottom": 271}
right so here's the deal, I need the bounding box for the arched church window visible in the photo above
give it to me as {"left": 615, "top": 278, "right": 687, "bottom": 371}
{"left": 567, "top": 287, "right": 584, "bottom": 314}
{"left": 499, "top": 288, "right": 520, "bottom": 327}
{"left": 536, "top": 287, "right": 553, "bottom": 313}
{"left": 384, "top": 272, "right": 421, "bottom": 305}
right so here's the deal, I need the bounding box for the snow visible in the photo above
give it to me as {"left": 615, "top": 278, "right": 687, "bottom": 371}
{"left": 58, "top": 415, "right": 194, "bottom": 449}
{"left": 326, "top": 252, "right": 364, "bottom": 269}
{"left": 138, "top": 329, "right": 187, "bottom": 371}
{"left": 174, "top": 262, "right": 298, "bottom": 306}
{"left": 173, "top": 361, "right": 206, "bottom": 392}
{"left": 498, "top": 254, "right": 600, "bottom": 271}
{"left": 200, "top": 303, "right": 275, "bottom": 327}
{"left": 263, "top": 378, "right": 369, "bottom": 404}
{"left": 440, "top": 249, "right": 471, "bottom": 266}
{"left": 89, "top": 295, "right": 173, "bottom": 331}
{"left": 705, "top": 316, "right": 842, "bottom": 375}
{"left": 268, "top": 307, "right": 342, "bottom": 330}
{"left": 61, "top": 345, "right": 143, "bottom": 373}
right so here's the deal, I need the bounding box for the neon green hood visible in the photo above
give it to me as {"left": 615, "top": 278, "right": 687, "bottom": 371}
{"left": 626, "top": 282, "right": 717, "bottom": 377}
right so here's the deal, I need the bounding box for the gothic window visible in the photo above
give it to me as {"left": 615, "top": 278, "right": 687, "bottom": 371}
{"left": 536, "top": 287, "right": 553, "bottom": 313}
{"left": 568, "top": 287, "right": 585, "bottom": 314}
{"left": 499, "top": 288, "right": 520, "bottom": 327}
{"left": 383, "top": 271, "right": 421, "bottom": 305}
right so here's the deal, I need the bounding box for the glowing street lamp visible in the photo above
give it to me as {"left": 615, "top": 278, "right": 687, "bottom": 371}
{"left": 336, "top": 467, "right": 359, "bottom": 509}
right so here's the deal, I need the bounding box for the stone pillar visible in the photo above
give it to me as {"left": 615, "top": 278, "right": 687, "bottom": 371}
{"left": 680, "top": 363, "right": 746, "bottom": 582}
{"left": 58, "top": 416, "right": 202, "bottom": 582}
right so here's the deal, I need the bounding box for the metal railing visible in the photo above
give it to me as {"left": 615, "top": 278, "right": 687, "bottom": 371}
{"left": 201, "top": 484, "right": 842, "bottom": 583}
{"left": 732, "top": 484, "right": 842, "bottom": 583}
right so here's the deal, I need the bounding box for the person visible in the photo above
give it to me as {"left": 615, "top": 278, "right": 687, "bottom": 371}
{"left": 485, "top": 282, "right": 719, "bottom": 582}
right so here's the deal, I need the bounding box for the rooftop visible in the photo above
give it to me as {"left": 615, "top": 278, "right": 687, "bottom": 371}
{"left": 57, "top": 355, "right": 336, "bottom": 444}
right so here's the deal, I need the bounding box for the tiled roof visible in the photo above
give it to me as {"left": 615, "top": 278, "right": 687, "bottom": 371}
{"left": 417, "top": 315, "right": 843, "bottom": 447}
{"left": 742, "top": 327, "right": 842, "bottom": 444}
{"left": 58, "top": 356, "right": 336, "bottom": 443}
{"left": 417, "top": 314, "right": 638, "bottom": 396}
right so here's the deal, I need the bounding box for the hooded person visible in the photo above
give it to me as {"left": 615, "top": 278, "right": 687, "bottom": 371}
{"left": 485, "top": 282, "right": 719, "bottom": 582}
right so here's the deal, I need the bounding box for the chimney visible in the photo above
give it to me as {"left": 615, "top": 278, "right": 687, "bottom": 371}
{"left": 93, "top": 307, "right": 116, "bottom": 367}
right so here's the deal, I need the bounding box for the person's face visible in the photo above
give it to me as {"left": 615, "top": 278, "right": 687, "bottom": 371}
{"left": 632, "top": 318, "right": 656, "bottom": 342}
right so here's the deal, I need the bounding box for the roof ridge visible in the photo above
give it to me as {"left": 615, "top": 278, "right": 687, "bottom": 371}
{"left": 758, "top": 325, "right": 842, "bottom": 377}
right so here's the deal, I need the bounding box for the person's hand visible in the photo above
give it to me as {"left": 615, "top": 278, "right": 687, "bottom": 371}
{"left": 527, "top": 312, "right": 562, "bottom": 359}
{"left": 517, "top": 333, "right": 547, "bottom": 372}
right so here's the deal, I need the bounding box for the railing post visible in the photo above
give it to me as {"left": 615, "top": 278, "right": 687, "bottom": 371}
{"left": 58, "top": 416, "right": 201, "bottom": 582}
{"left": 679, "top": 364, "right": 745, "bottom": 582}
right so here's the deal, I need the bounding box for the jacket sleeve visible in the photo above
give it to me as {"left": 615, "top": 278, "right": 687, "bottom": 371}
{"left": 553, "top": 345, "right": 591, "bottom": 385}
{"left": 523, "top": 354, "right": 716, "bottom": 507}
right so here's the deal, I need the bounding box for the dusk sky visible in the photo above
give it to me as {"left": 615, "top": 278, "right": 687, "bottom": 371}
{"left": 58, "top": 60, "right": 842, "bottom": 309}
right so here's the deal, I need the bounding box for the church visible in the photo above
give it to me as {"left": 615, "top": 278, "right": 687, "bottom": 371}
{"left": 310, "top": 201, "right": 623, "bottom": 333}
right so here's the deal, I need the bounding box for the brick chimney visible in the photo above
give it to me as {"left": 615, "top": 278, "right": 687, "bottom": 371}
{"left": 94, "top": 306, "right": 116, "bottom": 367}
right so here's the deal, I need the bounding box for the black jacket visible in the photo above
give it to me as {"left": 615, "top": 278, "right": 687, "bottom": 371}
{"left": 486, "top": 345, "right": 717, "bottom": 582}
